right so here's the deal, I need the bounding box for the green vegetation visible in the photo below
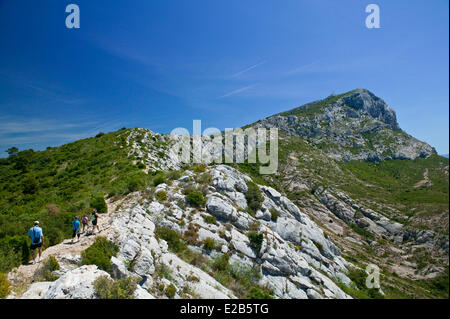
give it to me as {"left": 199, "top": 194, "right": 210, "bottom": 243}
{"left": 155, "top": 190, "right": 168, "bottom": 201}
{"left": 246, "top": 286, "right": 274, "bottom": 299}
{"left": 337, "top": 268, "right": 384, "bottom": 299}
{"left": 153, "top": 174, "right": 166, "bottom": 187}
{"left": 245, "top": 181, "right": 263, "bottom": 214}
{"left": 196, "top": 172, "right": 212, "bottom": 185}
{"left": 155, "top": 227, "right": 187, "bottom": 254}
{"left": 279, "top": 90, "right": 356, "bottom": 118}
{"left": 165, "top": 284, "right": 177, "bottom": 298}
{"left": 36, "top": 256, "right": 60, "bottom": 281}
{"left": 202, "top": 215, "right": 217, "bottom": 225}
{"left": 93, "top": 276, "right": 138, "bottom": 299}
{"left": 203, "top": 237, "right": 216, "bottom": 251}
{"left": 247, "top": 232, "right": 264, "bottom": 253}
{"left": 269, "top": 208, "right": 280, "bottom": 222}
{"left": 349, "top": 223, "right": 374, "bottom": 241}
{"left": 209, "top": 253, "right": 272, "bottom": 299}
{"left": 340, "top": 155, "right": 449, "bottom": 228}
{"left": 0, "top": 273, "right": 10, "bottom": 299}
{"left": 155, "top": 264, "right": 172, "bottom": 280}
{"left": 90, "top": 194, "right": 107, "bottom": 213}
{"left": 81, "top": 237, "right": 119, "bottom": 273}
{"left": 0, "top": 129, "right": 151, "bottom": 273}
{"left": 184, "top": 188, "right": 206, "bottom": 208}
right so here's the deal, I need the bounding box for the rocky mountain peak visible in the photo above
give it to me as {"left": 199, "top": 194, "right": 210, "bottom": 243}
{"left": 253, "top": 89, "right": 435, "bottom": 162}
{"left": 341, "top": 89, "right": 399, "bottom": 130}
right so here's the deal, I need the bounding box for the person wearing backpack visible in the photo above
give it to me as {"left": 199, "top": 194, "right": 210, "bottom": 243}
{"left": 71, "top": 216, "right": 81, "bottom": 244}
{"left": 91, "top": 209, "right": 99, "bottom": 234}
{"left": 81, "top": 214, "right": 89, "bottom": 233}
{"left": 28, "top": 221, "right": 44, "bottom": 264}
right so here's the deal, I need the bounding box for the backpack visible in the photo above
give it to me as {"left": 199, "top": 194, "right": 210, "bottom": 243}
{"left": 82, "top": 216, "right": 88, "bottom": 224}
{"left": 32, "top": 227, "right": 40, "bottom": 244}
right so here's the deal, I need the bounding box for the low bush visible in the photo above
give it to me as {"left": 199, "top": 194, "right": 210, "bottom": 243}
{"left": 203, "top": 238, "right": 216, "bottom": 251}
{"left": 37, "top": 256, "right": 60, "bottom": 281}
{"left": 245, "top": 181, "right": 263, "bottom": 214}
{"left": 165, "top": 284, "right": 177, "bottom": 298}
{"left": 245, "top": 286, "right": 274, "bottom": 299}
{"left": 212, "top": 253, "right": 230, "bottom": 272}
{"left": 196, "top": 173, "right": 212, "bottom": 185}
{"left": 155, "top": 190, "right": 168, "bottom": 202}
{"left": 81, "top": 237, "right": 119, "bottom": 273}
{"left": 202, "top": 215, "right": 217, "bottom": 225}
{"left": 154, "top": 264, "right": 172, "bottom": 280}
{"left": 0, "top": 273, "right": 10, "bottom": 299}
{"left": 90, "top": 194, "right": 107, "bottom": 213}
{"left": 247, "top": 232, "right": 264, "bottom": 253}
{"left": 153, "top": 174, "right": 166, "bottom": 187}
{"left": 192, "top": 164, "right": 206, "bottom": 173}
{"left": 269, "top": 208, "right": 280, "bottom": 222}
{"left": 155, "top": 227, "right": 186, "bottom": 253}
{"left": 94, "top": 276, "right": 137, "bottom": 299}
{"left": 185, "top": 190, "right": 206, "bottom": 208}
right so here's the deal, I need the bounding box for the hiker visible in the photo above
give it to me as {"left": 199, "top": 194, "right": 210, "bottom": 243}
{"left": 81, "top": 214, "right": 89, "bottom": 233}
{"left": 28, "top": 221, "right": 44, "bottom": 264}
{"left": 71, "top": 216, "right": 81, "bottom": 244}
{"left": 91, "top": 209, "right": 99, "bottom": 234}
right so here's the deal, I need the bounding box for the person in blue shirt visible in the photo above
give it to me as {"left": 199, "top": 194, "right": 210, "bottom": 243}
{"left": 28, "top": 221, "right": 44, "bottom": 264}
{"left": 71, "top": 216, "right": 81, "bottom": 244}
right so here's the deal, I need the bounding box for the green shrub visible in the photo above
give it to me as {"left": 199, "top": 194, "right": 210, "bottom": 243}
{"left": 269, "top": 208, "right": 280, "bottom": 222}
{"left": 94, "top": 275, "right": 137, "bottom": 299}
{"left": 153, "top": 174, "right": 166, "bottom": 186}
{"left": 248, "top": 232, "right": 264, "bottom": 253}
{"left": 155, "top": 227, "right": 186, "bottom": 253}
{"left": 245, "top": 287, "right": 274, "bottom": 299}
{"left": 136, "top": 162, "right": 146, "bottom": 169}
{"left": 203, "top": 215, "right": 217, "bottom": 225}
{"left": 338, "top": 268, "right": 385, "bottom": 299}
{"left": 212, "top": 254, "right": 230, "bottom": 272}
{"left": 165, "top": 284, "right": 177, "bottom": 298}
{"left": 203, "top": 238, "right": 216, "bottom": 251}
{"left": 196, "top": 173, "right": 212, "bottom": 185}
{"left": 245, "top": 181, "right": 263, "bottom": 214}
{"left": 37, "top": 256, "right": 61, "bottom": 281}
{"left": 349, "top": 223, "right": 375, "bottom": 241}
{"left": 155, "top": 264, "right": 172, "bottom": 280}
{"left": 166, "top": 170, "right": 182, "bottom": 181}
{"left": 192, "top": 164, "right": 206, "bottom": 173}
{"left": 90, "top": 194, "right": 107, "bottom": 213}
{"left": 155, "top": 190, "right": 168, "bottom": 202}
{"left": 0, "top": 273, "right": 10, "bottom": 299}
{"left": 81, "top": 237, "right": 119, "bottom": 273}
{"left": 185, "top": 190, "right": 206, "bottom": 208}
{"left": 0, "top": 245, "right": 23, "bottom": 273}
{"left": 312, "top": 240, "right": 323, "bottom": 252}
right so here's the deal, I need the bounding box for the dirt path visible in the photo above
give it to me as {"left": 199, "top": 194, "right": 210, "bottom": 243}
{"left": 414, "top": 168, "right": 432, "bottom": 189}
{"left": 7, "top": 200, "right": 119, "bottom": 295}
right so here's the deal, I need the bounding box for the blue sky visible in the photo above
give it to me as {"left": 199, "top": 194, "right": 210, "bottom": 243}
{"left": 0, "top": 0, "right": 448, "bottom": 156}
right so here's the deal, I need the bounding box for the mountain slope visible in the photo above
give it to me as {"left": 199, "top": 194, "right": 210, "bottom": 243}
{"left": 1, "top": 90, "right": 448, "bottom": 299}
{"left": 253, "top": 89, "right": 435, "bottom": 162}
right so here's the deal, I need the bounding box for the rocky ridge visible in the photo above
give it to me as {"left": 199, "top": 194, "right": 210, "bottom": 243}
{"left": 14, "top": 165, "right": 354, "bottom": 299}
{"left": 253, "top": 89, "right": 435, "bottom": 162}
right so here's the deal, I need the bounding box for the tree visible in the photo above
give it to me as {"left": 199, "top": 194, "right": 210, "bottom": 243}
{"left": 22, "top": 176, "right": 39, "bottom": 195}
{"left": 6, "top": 147, "right": 18, "bottom": 157}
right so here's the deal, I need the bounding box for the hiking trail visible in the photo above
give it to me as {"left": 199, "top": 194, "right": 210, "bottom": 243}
{"left": 7, "top": 200, "right": 119, "bottom": 296}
